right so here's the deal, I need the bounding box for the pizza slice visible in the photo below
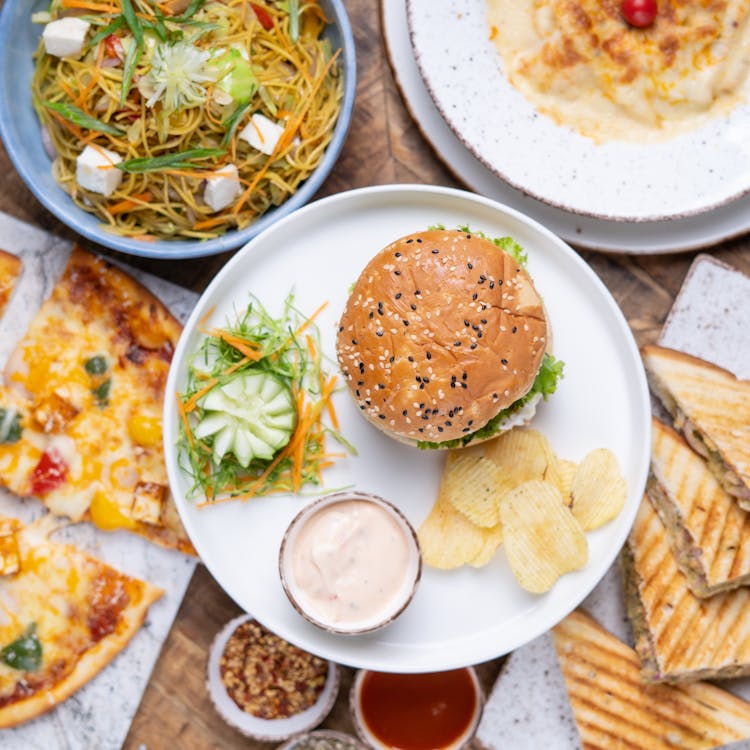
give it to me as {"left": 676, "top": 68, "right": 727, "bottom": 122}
{"left": 0, "top": 246, "right": 194, "bottom": 554}
{"left": 0, "top": 249, "right": 22, "bottom": 319}
{"left": 0, "top": 513, "right": 163, "bottom": 728}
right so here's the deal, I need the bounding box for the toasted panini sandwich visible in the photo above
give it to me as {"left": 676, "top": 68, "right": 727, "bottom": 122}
{"left": 623, "top": 496, "right": 750, "bottom": 684}
{"left": 642, "top": 345, "right": 750, "bottom": 507}
{"left": 552, "top": 609, "right": 750, "bottom": 750}
{"left": 648, "top": 417, "right": 750, "bottom": 597}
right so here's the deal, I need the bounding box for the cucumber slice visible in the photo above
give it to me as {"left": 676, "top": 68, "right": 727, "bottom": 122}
{"left": 195, "top": 371, "right": 295, "bottom": 467}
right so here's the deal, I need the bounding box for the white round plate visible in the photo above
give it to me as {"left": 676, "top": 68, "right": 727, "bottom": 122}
{"left": 164, "top": 185, "right": 651, "bottom": 672}
{"left": 382, "top": 0, "right": 750, "bottom": 254}
{"left": 407, "top": 0, "right": 750, "bottom": 222}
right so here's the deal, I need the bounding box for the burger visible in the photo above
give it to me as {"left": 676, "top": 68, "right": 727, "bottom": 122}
{"left": 335, "top": 228, "right": 563, "bottom": 449}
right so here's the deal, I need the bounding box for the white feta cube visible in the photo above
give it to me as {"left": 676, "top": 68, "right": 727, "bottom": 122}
{"left": 76, "top": 145, "right": 123, "bottom": 197}
{"left": 42, "top": 17, "right": 91, "bottom": 59}
{"left": 239, "top": 113, "right": 286, "bottom": 156}
{"left": 203, "top": 164, "right": 241, "bottom": 212}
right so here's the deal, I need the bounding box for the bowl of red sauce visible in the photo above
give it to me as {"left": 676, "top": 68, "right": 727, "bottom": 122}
{"left": 350, "top": 667, "right": 483, "bottom": 750}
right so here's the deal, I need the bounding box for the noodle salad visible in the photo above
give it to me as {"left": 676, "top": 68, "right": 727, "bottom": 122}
{"left": 31, "top": 0, "right": 343, "bottom": 241}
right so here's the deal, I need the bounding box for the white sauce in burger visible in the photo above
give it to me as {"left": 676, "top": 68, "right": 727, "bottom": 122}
{"left": 290, "top": 500, "right": 411, "bottom": 626}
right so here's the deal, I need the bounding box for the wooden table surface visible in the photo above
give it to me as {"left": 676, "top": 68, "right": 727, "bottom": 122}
{"left": 1, "top": 0, "right": 749, "bottom": 747}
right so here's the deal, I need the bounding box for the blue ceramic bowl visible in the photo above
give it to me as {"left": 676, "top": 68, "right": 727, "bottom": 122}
{"left": 0, "top": 0, "right": 356, "bottom": 259}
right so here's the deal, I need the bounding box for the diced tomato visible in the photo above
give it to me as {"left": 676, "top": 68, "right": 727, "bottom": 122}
{"left": 251, "top": 3, "right": 274, "bottom": 30}
{"left": 104, "top": 34, "right": 125, "bottom": 61}
{"left": 29, "top": 448, "right": 68, "bottom": 496}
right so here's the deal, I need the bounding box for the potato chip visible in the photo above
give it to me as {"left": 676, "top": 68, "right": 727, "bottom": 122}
{"left": 570, "top": 448, "right": 627, "bottom": 531}
{"left": 443, "top": 450, "right": 505, "bottom": 528}
{"left": 418, "top": 491, "right": 502, "bottom": 570}
{"left": 484, "top": 428, "right": 553, "bottom": 490}
{"left": 544, "top": 457, "right": 578, "bottom": 505}
{"left": 500, "top": 480, "right": 588, "bottom": 593}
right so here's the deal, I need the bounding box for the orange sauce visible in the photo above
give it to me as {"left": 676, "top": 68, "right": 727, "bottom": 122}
{"left": 358, "top": 668, "right": 478, "bottom": 750}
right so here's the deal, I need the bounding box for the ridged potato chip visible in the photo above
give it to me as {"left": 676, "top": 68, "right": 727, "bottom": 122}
{"left": 570, "top": 448, "right": 627, "bottom": 531}
{"left": 418, "top": 490, "right": 502, "bottom": 570}
{"left": 443, "top": 450, "right": 505, "bottom": 528}
{"left": 484, "top": 428, "right": 553, "bottom": 489}
{"left": 500, "top": 480, "right": 588, "bottom": 593}
{"left": 545, "top": 457, "right": 578, "bottom": 506}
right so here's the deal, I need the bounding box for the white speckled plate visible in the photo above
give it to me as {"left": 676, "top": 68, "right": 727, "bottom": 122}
{"left": 164, "top": 185, "right": 651, "bottom": 672}
{"left": 382, "top": 0, "right": 750, "bottom": 253}
{"left": 407, "top": 0, "right": 750, "bottom": 222}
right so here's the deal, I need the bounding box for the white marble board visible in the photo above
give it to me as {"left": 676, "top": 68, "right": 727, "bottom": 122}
{"left": 475, "top": 255, "right": 750, "bottom": 749}
{"left": 0, "top": 211, "right": 198, "bottom": 750}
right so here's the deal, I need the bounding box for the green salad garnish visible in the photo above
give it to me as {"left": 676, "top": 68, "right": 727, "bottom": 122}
{"left": 177, "top": 293, "right": 353, "bottom": 503}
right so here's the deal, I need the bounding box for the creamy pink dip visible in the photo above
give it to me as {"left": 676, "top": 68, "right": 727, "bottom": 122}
{"left": 290, "top": 499, "right": 411, "bottom": 626}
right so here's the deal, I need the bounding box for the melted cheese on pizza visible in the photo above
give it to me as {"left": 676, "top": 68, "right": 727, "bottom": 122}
{"left": 0, "top": 251, "right": 21, "bottom": 320}
{"left": 0, "top": 247, "right": 193, "bottom": 554}
{"left": 486, "top": 0, "right": 750, "bottom": 141}
{"left": 0, "top": 518, "right": 154, "bottom": 708}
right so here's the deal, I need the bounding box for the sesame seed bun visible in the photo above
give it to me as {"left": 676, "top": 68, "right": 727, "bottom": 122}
{"left": 336, "top": 229, "right": 548, "bottom": 447}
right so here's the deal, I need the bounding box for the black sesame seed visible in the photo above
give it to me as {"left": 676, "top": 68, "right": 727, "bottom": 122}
{"left": 512, "top": 326, "right": 517, "bottom": 333}
{"left": 394, "top": 270, "right": 401, "bottom": 276}
{"left": 472, "top": 293, "right": 478, "bottom": 301}
{"left": 360, "top": 405, "right": 366, "bottom": 410}
{"left": 338, "top": 325, "right": 344, "bottom": 332}
{"left": 351, "top": 339, "right": 358, "bottom": 345}
{"left": 466, "top": 234, "right": 472, "bottom": 239}
{"left": 402, "top": 320, "right": 409, "bottom": 326}
{"left": 470, "top": 344, "right": 477, "bottom": 350}
{"left": 423, "top": 377, "right": 430, "bottom": 384}
{"left": 408, "top": 356, "right": 414, "bottom": 362}
{"left": 378, "top": 414, "right": 386, "bottom": 420}
{"left": 464, "top": 319, "right": 470, "bottom": 327}
{"left": 357, "top": 380, "right": 364, "bottom": 386}
{"left": 468, "top": 420, "right": 474, "bottom": 426}
{"left": 365, "top": 398, "right": 371, "bottom": 404}
{"left": 501, "top": 358, "right": 508, "bottom": 365}
{"left": 498, "top": 280, "right": 503, "bottom": 286}
{"left": 395, "top": 251, "right": 402, "bottom": 257}
{"left": 467, "top": 262, "right": 473, "bottom": 270}
{"left": 454, "top": 341, "right": 461, "bottom": 346}
{"left": 410, "top": 304, "right": 417, "bottom": 311}
{"left": 416, "top": 238, "right": 423, "bottom": 243}
{"left": 479, "top": 275, "right": 486, "bottom": 282}
{"left": 437, "top": 426, "right": 444, "bottom": 433}
{"left": 493, "top": 393, "right": 498, "bottom": 399}
{"left": 462, "top": 372, "right": 467, "bottom": 380}
{"left": 477, "top": 332, "right": 483, "bottom": 338}
{"left": 369, "top": 311, "right": 374, "bottom": 319}
{"left": 416, "top": 376, "right": 422, "bottom": 382}
{"left": 414, "top": 290, "right": 421, "bottom": 295}
{"left": 395, "top": 292, "right": 402, "bottom": 299}
{"left": 451, "top": 375, "right": 457, "bottom": 381}
{"left": 406, "top": 239, "right": 414, "bottom": 244}
{"left": 432, "top": 248, "right": 439, "bottom": 254}
{"left": 462, "top": 427, "right": 471, "bottom": 433}
{"left": 450, "top": 382, "right": 456, "bottom": 388}
{"left": 418, "top": 427, "right": 424, "bottom": 433}
{"left": 445, "top": 420, "right": 452, "bottom": 427}
{"left": 389, "top": 356, "right": 395, "bottom": 363}
{"left": 489, "top": 281, "right": 494, "bottom": 289}
{"left": 376, "top": 331, "right": 383, "bottom": 337}
{"left": 402, "top": 410, "right": 408, "bottom": 416}
{"left": 461, "top": 382, "right": 467, "bottom": 389}
{"left": 481, "top": 318, "right": 487, "bottom": 324}
{"left": 420, "top": 402, "right": 425, "bottom": 408}
{"left": 426, "top": 352, "right": 432, "bottom": 360}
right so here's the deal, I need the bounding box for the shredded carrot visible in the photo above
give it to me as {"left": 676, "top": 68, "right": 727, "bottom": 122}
{"left": 197, "top": 305, "right": 217, "bottom": 332}
{"left": 175, "top": 393, "right": 195, "bottom": 449}
{"left": 183, "top": 356, "right": 252, "bottom": 412}
{"left": 192, "top": 215, "right": 233, "bottom": 231}
{"left": 107, "top": 191, "right": 152, "bottom": 215}
{"left": 210, "top": 330, "right": 264, "bottom": 360}
{"left": 47, "top": 109, "right": 83, "bottom": 140}
{"left": 60, "top": 0, "right": 120, "bottom": 12}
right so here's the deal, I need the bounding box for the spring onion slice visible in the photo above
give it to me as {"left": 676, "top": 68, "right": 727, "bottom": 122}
{"left": 44, "top": 101, "right": 125, "bottom": 136}
{"left": 116, "top": 147, "right": 226, "bottom": 173}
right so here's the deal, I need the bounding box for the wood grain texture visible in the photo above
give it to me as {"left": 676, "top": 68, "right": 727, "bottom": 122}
{"left": 0, "top": 0, "right": 748, "bottom": 746}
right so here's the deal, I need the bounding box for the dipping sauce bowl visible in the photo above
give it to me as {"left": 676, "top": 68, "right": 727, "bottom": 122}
{"left": 279, "top": 491, "right": 422, "bottom": 635}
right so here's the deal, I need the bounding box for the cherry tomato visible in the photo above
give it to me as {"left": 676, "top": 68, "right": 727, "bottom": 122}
{"left": 104, "top": 34, "right": 125, "bottom": 61}
{"left": 251, "top": 3, "right": 274, "bottom": 31}
{"left": 621, "top": 0, "right": 657, "bottom": 28}
{"left": 29, "top": 448, "right": 68, "bottom": 496}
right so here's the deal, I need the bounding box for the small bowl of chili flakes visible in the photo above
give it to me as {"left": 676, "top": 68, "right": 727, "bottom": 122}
{"left": 206, "top": 614, "right": 340, "bottom": 741}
